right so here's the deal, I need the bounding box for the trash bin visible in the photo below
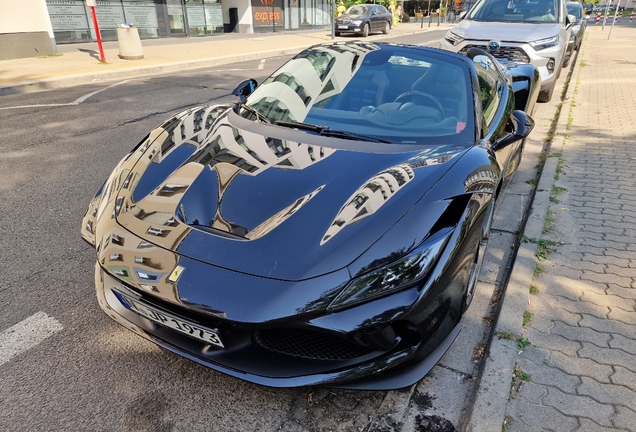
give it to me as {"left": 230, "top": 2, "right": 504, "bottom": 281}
{"left": 117, "top": 26, "right": 144, "bottom": 60}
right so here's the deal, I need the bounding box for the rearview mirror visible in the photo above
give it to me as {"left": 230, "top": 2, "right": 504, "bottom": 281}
{"left": 232, "top": 79, "right": 258, "bottom": 103}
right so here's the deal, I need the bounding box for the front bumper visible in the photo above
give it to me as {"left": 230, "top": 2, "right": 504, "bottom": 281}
{"left": 439, "top": 38, "right": 564, "bottom": 92}
{"left": 95, "top": 259, "right": 462, "bottom": 390}
{"left": 335, "top": 24, "right": 366, "bottom": 34}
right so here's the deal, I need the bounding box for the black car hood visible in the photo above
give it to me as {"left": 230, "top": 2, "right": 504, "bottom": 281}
{"left": 116, "top": 107, "right": 468, "bottom": 281}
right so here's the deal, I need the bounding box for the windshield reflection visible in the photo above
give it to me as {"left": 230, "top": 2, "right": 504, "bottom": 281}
{"left": 242, "top": 42, "right": 474, "bottom": 145}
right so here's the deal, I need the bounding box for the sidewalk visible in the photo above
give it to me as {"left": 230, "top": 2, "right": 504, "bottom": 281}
{"left": 0, "top": 21, "right": 450, "bottom": 96}
{"left": 467, "top": 25, "right": 636, "bottom": 432}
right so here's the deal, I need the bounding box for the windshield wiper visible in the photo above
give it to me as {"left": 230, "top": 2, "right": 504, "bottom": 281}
{"left": 235, "top": 103, "right": 270, "bottom": 124}
{"left": 275, "top": 120, "right": 393, "bottom": 143}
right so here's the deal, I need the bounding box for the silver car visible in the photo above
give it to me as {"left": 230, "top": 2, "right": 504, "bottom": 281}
{"left": 440, "top": 0, "right": 573, "bottom": 102}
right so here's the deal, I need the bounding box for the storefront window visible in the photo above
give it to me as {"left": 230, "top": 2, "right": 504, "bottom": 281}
{"left": 186, "top": 0, "right": 223, "bottom": 35}
{"left": 123, "top": 1, "right": 160, "bottom": 39}
{"left": 204, "top": 0, "right": 224, "bottom": 34}
{"left": 47, "top": 0, "right": 160, "bottom": 42}
{"left": 285, "top": 0, "right": 328, "bottom": 30}
{"left": 46, "top": 0, "right": 92, "bottom": 42}
{"left": 88, "top": 0, "right": 126, "bottom": 41}
{"left": 252, "top": 0, "right": 284, "bottom": 32}
{"left": 46, "top": 0, "right": 331, "bottom": 44}
{"left": 167, "top": 0, "right": 186, "bottom": 34}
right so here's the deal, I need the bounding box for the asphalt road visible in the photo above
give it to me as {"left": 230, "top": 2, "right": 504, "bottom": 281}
{"left": 0, "top": 28, "right": 558, "bottom": 432}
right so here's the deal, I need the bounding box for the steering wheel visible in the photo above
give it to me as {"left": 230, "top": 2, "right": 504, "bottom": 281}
{"left": 394, "top": 91, "right": 445, "bottom": 116}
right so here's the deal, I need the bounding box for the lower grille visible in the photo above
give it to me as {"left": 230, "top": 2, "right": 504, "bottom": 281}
{"left": 460, "top": 44, "right": 531, "bottom": 64}
{"left": 254, "top": 328, "right": 374, "bottom": 361}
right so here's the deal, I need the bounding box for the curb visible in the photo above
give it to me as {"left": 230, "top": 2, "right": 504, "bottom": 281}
{"left": 463, "top": 50, "right": 582, "bottom": 431}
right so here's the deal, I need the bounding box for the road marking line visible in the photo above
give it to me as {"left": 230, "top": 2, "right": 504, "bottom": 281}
{"left": 0, "top": 80, "right": 131, "bottom": 110}
{"left": 258, "top": 59, "right": 266, "bottom": 70}
{"left": 0, "top": 312, "right": 63, "bottom": 367}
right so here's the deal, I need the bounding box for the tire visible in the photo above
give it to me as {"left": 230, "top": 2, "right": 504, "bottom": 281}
{"left": 382, "top": 21, "right": 390, "bottom": 34}
{"left": 538, "top": 82, "right": 555, "bottom": 103}
{"left": 362, "top": 23, "right": 369, "bottom": 37}
{"left": 461, "top": 199, "right": 495, "bottom": 314}
{"left": 562, "top": 54, "right": 570, "bottom": 68}
{"left": 335, "top": 31, "right": 341, "bottom": 36}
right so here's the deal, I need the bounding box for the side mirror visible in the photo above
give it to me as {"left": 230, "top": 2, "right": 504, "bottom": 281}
{"left": 566, "top": 13, "right": 577, "bottom": 25}
{"left": 232, "top": 78, "right": 258, "bottom": 103}
{"left": 493, "top": 110, "right": 535, "bottom": 151}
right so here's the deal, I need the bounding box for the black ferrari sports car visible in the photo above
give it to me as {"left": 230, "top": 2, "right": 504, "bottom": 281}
{"left": 82, "top": 42, "right": 539, "bottom": 390}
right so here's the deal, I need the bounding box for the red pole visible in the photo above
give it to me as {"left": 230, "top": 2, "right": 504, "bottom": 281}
{"left": 89, "top": 6, "right": 106, "bottom": 63}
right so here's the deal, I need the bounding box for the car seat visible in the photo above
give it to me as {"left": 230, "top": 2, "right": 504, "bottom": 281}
{"left": 340, "top": 67, "right": 390, "bottom": 112}
{"left": 410, "top": 64, "right": 464, "bottom": 120}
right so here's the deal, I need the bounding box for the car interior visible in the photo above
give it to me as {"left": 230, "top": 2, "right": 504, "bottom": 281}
{"left": 471, "top": 0, "right": 559, "bottom": 22}
{"left": 305, "top": 54, "right": 470, "bottom": 141}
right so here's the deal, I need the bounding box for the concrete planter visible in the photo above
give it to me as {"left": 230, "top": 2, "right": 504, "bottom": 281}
{"left": 117, "top": 27, "right": 143, "bottom": 60}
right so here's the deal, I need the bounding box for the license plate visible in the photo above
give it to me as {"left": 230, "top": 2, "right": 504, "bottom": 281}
{"left": 338, "top": 25, "right": 348, "bottom": 29}
{"left": 113, "top": 290, "right": 225, "bottom": 348}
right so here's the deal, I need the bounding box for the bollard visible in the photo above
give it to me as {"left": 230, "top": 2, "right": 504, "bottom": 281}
{"left": 596, "top": 11, "right": 600, "bottom": 24}
{"left": 117, "top": 25, "right": 144, "bottom": 60}
{"left": 631, "top": 11, "right": 634, "bottom": 23}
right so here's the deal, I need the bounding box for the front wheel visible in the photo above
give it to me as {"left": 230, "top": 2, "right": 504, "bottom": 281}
{"left": 362, "top": 23, "right": 369, "bottom": 37}
{"left": 461, "top": 199, "right": 495, "bottom": 314}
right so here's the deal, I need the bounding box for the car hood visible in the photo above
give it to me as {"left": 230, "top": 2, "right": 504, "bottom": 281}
{"left": 453, "top": 20, "right": 563, "bottom": 43}
{"left": 115, "top": 107, "right": 468, "bottom": 281}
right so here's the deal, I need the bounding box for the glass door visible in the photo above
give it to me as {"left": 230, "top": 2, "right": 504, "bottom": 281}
{"left": 166, "top": 0, "right": 186, "bottom": 35}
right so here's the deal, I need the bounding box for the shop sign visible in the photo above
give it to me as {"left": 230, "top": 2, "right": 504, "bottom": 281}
{"left": 251, "top": 0, "right": 284, "bottom": 27}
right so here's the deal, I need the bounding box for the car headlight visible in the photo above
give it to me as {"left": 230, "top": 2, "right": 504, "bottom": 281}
{"left": 444, "top": 31, "right": 464, "bottom": 46}
{"left": 529, "top": 35, "right": 559, "bottom": 51}
{"left": 328, "top": 228, "right": 452, "bottom": 311}
{"left": 351, "top": 19, "right": 363, "bottom": 26}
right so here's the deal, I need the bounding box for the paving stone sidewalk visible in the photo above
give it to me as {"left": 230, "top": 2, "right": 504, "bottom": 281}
{"left": 504, "top": 26, "right": 636, "bottom": 431}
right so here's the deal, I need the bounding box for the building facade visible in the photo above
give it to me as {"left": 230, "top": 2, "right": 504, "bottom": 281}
{"left": 45, "top": 0, "right": 332, "bottom": 43}
{"left": 0, "top": 0, "right": 332, "bottom": 58}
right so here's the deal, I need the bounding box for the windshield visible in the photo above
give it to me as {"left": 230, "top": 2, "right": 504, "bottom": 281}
{"left": 345, "top": 5, "right": 369, "bottom": 15}
{"left": 242, "top": 43, "right": 474, "bottom": 146}
{"left": 468, "top": 0, "right": 560, "bottom": 23}
{"left": 566, "top": 4, "right": 582, "bottom": 19}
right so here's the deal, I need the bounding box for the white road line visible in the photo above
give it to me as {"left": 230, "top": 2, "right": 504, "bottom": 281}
{"left": 0, "top": 80, "right": 131, "bottom": 110}
{"left": 0, "top": 312, "right": 63, "bottom": 367}
{"left": 258, "top": 59, "right": 266, "bottom": 70}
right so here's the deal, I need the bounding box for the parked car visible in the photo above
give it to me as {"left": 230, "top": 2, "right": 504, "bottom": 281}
{"left": 581, "top": 3, "right": 593, "bottom": 14}
{"left": 593, "top": 4, "right": 616, "bottom": 13}
{"left": 335, "top": 4, "right": 392, "bottom": 37}
{"left": 82, "top": 42, "right": 538, "bottom": 390}
{"left": 566, "top": 2, "right": 587, "bottom": 54}
{"left": 440, "top": 0, "right": 574, "bottom": 103}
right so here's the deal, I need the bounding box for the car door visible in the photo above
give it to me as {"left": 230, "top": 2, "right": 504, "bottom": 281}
{"left": 368, "top": 6, "right": 379, "bottom": 31}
